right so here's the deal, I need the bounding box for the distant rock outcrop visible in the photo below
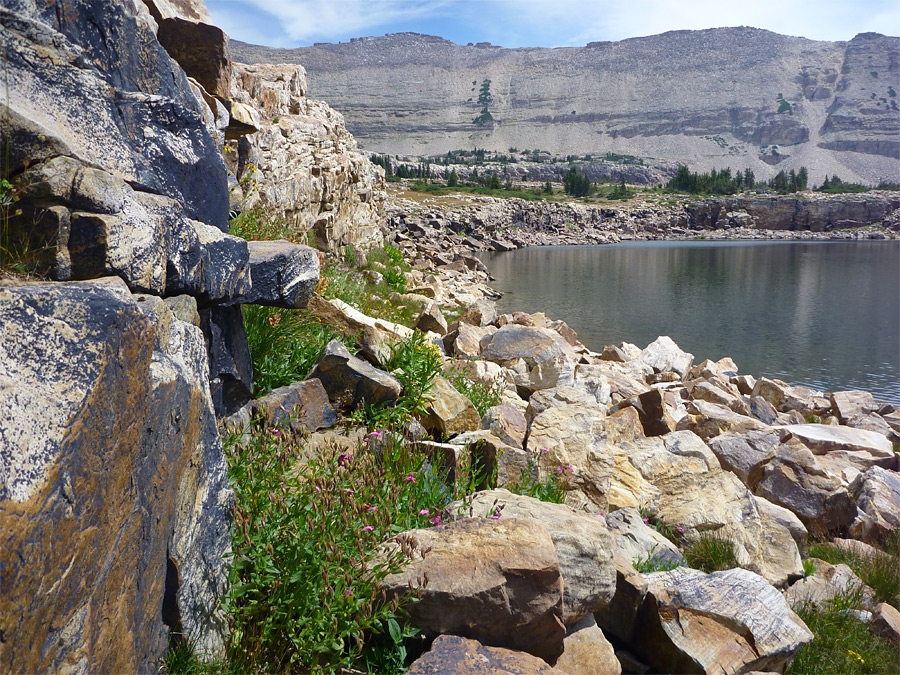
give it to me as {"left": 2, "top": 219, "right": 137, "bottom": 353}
{"left": 233, "top": 29, "right": 900, "bottom": 183}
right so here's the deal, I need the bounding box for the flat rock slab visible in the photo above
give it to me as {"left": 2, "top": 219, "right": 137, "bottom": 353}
{"left": 407, "top": 635, "right": 566, "bottom": 674}
{"left": 635, "top": 568, "right": 813, "bottom": 675}
{"left": 556, "top": 615, "right": 622, "bottom": 675}
{"left": 777, "top": 424, "right": 893, "bottom": 458}
{"left": 236, "top": 240, "right": 319, "bottom": 309}
{"left": 447, "top": 489, "right": 616, "bottom": 624}
{"left": 380, "top": 517, "right": 565, "bottom": 662}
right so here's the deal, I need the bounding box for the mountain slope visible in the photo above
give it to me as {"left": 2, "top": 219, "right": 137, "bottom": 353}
{"left": 232, "top": 28, "right": 900, "bottom": 183}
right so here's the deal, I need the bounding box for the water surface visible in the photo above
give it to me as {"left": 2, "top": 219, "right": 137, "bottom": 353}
{"left": 481, "top": 240, "right": 900, "bottom": 403}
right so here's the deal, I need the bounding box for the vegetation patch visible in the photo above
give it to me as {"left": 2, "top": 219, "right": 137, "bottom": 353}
{"left": 682, "top": 530, "right": 737, "bottom": 572}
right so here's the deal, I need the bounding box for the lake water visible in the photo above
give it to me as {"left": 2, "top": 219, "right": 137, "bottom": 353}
{"left": 480, "top": 240, "right": 900, "bottom": 403}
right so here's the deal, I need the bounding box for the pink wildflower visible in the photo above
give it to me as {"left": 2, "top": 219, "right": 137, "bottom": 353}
{"left": 366, "top": 506, "right": 377, "bottom": 512}
{"left": 361, "top": 525, "right": 374, "bottom": 532}
{"left": 418, "top": 509, "right": 430, "bottom": 516}
{"left": 490, "top": 513, "right": 502, "bottom": 520}
{"left": 402, "top": 474, "right": 416, "bottom": 483}
{"left": 344, "top": 489, "right": 355, "bottom": 495}
{"left": 429, "top": 515, "right": 442, "bottom": 526}
{"left": 314, "top": 486, "right": 321, "bottom": 493}
{"left": 642, "top": 517, "right": 650, "bottom": 524}
{"left": 344, "top": 588, "right": 354, "bottom": 598}
{"left": 272, "top": 429, "right": 281, "bottom": 436}
{"left": 540, "top": 447, "right": 549, "bottom": 454}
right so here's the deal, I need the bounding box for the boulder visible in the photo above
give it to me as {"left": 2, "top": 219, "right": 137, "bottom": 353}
{"left": 447, "top": 490, "right": 616, "bottom": 624}
{"left": 407, "top": 634, "right": 565, "bottom": 674}
{"left": 689, "top": 380, "right": 751, "bottom": 416}
{"left": 451, "top": 322, "right": 497, "bottom": 359}
{"left": 0, "top": 279, "right": 231, "bottom": 673}
{"left": 629, "top": 389, "right": 679, "bottom": 437}
{"left": 678, "top": 399, "right": 768, "bottom": 439}
{"left": 555, "top": 615, "right": 622, "bottom": 675}
{"left": 747, "top": 395, "right": 779, "bottom": 425}
{"left": 633, "top": 568, "right": 813, "bottom": 675}
{"left": 572, "top": 364, "right": 612, "bottom": 406}
{"left": 751, "top": 378, "right": 818, "bottom": 414}
{"left": 785, "top": 559, "right": 875, "bottom": 611}
{"left": 379, "top": 518, "right": 565, "bottom": 662}
{"left": 594, "top": 553, "right": 649, "bottom": 644}
{"left": 481, "top": 402, "right": 528, "bottom": 449}
{"left": 415, "top": 301, "right": 448, "bottom": 335}
{"left": 528, "top": 403, "right": 615, "bottom": 513}
{"left": 422, "top": 375, "right": 482, "bottom": 437}
{"left": 639, "top": 336, "right": 693, "bottom": 378}
{"left": 526, "top": 386, "right": 598, "bottom": 423}
{"left": 250, "top": 378, "right": 337, "bottom": 432}
{"left": 459, "top": 299, "right": 498, "bottom": 327}
{"left": 306, "top": 294, "right": 398, "bottom": 367}
{"left": 848, "top": 466, "right": 900, "bottom": 542}
{"left": 753, "top": 495, "right": 809, "bottom": 546}
{"left": 830, "top": 390, "right": 877, "bottom": 422}
{"left": 450, "top": 431, "right": 529, "bottom": 487}
{"left": 3, "top": 1, "right": 229, "bottom": 230}
{"left": 231, "top": 240, "right": 319, "bottom": 309}
{"left": 600, "top": 345, "right": 628, "bottom": 362}
{"left": 605, "top": 507, "right": 685, "bottom": 569}
{"left": 706, "top": 430, "right": 782, "bottom": 487}
{"left": 870, "top": 603, "right": 900, "bottom": 646}
{"left": 753, "top": 442, "right": 857, "bottom": 532}
{"left": 482, "top": 324, "right": 577, "bottom": 369}
{"left": 777, "top": 423, "right": 896, "bottom": 471}
{"left": 156, "top": 17, "right": 232, "bottom": 101}
{"left": 308, "top": 339, "right": 403, "bottom": 411}
{"left": 613, "top": 432, "right": 802, "bottom": 586}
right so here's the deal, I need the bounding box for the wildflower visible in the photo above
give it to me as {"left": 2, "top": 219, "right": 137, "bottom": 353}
{"left": 418, "top": 508, "right": 430, "bottom": 516}
{"left": 344, "top": 489, "right": 355, "bottom": 495}
{"left": 272, "top": 429, "right": 281, "bottom": 436}
{"left": 490, "top": 512, "right": 502, "bottom": 520}
{"left": 643, "top": 517, "right": 650, "bottom": 524}
{"left": 429, "top": 515, "right": 442, "bottom": 526}
{"left": 678, "top": 526, "right": 685, "bottom": 533}
{"left": 402, "top": 473, "right": 416, "bottom": 483}
{"left": 338, "top": 453, "right": 354, "bottom": 466}
{"left": 848, "top": 650, "right": 865, "bottom": 664}
{"left": 314, "top": 485, "right": 321, "bottom": 493}
{"left": 361, "top": 525, "right": 374, "bottom": 532}
{"left": 344, "top": 588, "right": 354, "bottom": 598}
{"left": 368, "top": 430, "right": 382, "bottom": 439}
{"left": 540, "top": 447, "right": 549, "bottom": 454}
{"left": 366, "top": 506, "right": 377, "bottom": 512}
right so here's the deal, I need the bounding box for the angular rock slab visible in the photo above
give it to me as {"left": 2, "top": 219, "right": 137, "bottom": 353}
{"left": 640, "top": 336, "right": 693, "bottom": 378}
{"left": 447, "top": 490, "right": 616, "bottom": 624}
{"left": 234, "top": 240, "right": 319, "bottom": 309}
{"left": 556, "top": 615, "right": 622, "bottom": 675}
{"left": 407, "top": 635, "right": 566, "bottom": 674}
{"left": 379, "top": 518, "right": 565, "bottom": 663}
{"left": 309, "top": 339, "right": 402, "bottom": 411}
{"left": 777, "top": 424, "right": 895, "bottom": 470}
{"left": 422, "top": 375, "right": 482, "bottom": 437}
{"left": 605, "top": 507, "right": 685, "bottom": 569}
{"left": 634, "top": 568, "right": 813, "bottom": 675}
{"left": 849, "top": 466, "right": 900, "bottom": 542}
{"left": 250, "top": 378, "right": 337, "bottom": 432}
{"left": 0, "top": 279, "right": 231, "bottom": 673}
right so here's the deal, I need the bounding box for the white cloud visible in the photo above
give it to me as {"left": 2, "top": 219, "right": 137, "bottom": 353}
{"left": 208, "top": 0, "right": 900, "bottom": 47}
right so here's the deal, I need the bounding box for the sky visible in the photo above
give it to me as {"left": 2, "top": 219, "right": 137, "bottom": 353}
{"left": 206, "top": 0, "right": 900, "bottom": 49}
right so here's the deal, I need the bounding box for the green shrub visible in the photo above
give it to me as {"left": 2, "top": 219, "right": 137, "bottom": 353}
{"left": 633, "top": 545, "right": 681, "bottom": 574}
{"left": 223, "top": 423, "right": 453, "bottom": 673}
{"left": 683, "top": 531, "right": 737, "bottom": 572}
{"left": 242, "top": 306, "right": 355, "bottom": 397}
{"left": 507, "top": 457, "right": 567, "bottom": 504}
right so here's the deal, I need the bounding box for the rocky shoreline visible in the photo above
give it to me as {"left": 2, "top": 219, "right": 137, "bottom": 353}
{"left": 387, "top": 189, "right": 900, "bottom": 254}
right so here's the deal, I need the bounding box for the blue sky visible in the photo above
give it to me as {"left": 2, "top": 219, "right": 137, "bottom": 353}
{"left": 206, "top": 0, "right": 900, "bottom": 48}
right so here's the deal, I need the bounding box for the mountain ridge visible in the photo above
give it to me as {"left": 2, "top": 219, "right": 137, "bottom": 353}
{"left": 232, "top": 27, "right": 900, "bottom": 183}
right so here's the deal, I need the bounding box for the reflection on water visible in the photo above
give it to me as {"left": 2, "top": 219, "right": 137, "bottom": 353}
{"left": 481, "top": 240, "right": 900, "bottom": 403}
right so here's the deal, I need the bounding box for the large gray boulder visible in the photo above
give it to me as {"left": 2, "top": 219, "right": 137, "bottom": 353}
{"left": 639, "top": 336, "right": 694, "bottom": 378}
{"left": 447, "top": 490, "right": 617, "bottom": 624}
{"left": 634, "top": 568, "right": 813, "bottom": 674}
{"left": 0, "top": 279, "right": 231, "bottom": 673}
{"left": 231, "top": 240, "right": 319, "bottom": 309}
{"left": 849, "top": 466, "right": 900, "bottom": 542}
{"left": 379, "top": 518, "right": 566, "bottom": 663}
{"left": 3, "top": 0, "right": 229, "bottom": 230}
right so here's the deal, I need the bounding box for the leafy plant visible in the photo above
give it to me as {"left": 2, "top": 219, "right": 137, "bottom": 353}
{"left": 507, "top": 457, "right": 566, "bottom": 504}
{"left": 803, "top": 558, "right": 818, "bottom": 577}
{"left": 443, "top": 361, "right": 503, "bottom": 417}
{"left": 633, "top": 545, "right": 681, "bottom": 574}
{"left": 682, "top": 530, "right": 737, "bottom": 572}
{"left": 242, "top": 306, "right": 355, "bottom": 396}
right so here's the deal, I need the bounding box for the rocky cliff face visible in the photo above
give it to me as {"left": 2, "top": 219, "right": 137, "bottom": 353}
{"left": 232, "top": 29, "right": 900, "bottom": 184}
{"left": 229, "top": 63, "right": 385, "bottom": 252}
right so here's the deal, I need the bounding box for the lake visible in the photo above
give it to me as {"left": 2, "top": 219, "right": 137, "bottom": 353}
{"left": 480, "top": 240, "right": 900, "bottom": 403}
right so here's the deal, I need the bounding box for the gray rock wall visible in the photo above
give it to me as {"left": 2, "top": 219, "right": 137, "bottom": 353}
{"left": 233, "top": 29, "right": 900, "bottom": 184}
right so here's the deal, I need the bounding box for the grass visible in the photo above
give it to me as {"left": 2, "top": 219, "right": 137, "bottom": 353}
{"left": 788, "top": 590, "right": 899, "bottom": 675}
{"left": 442, "top": 361, "right": 503, "bottom": 417}
{"left": 243, "top": 306, "right": 356, "bottom": 397}
{"left": 806, "top": 533, "right": 900, "bottom": 607}
{"left": 682, "top": 530, "right": 737, "bottom": 573}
